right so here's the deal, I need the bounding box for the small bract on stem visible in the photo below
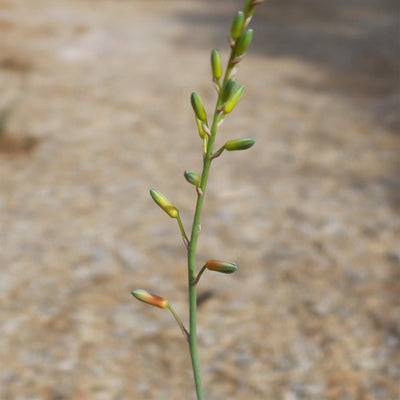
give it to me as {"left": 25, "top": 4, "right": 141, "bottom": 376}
{"left": 131, "top": 1, "right": 264, "bottom": 399}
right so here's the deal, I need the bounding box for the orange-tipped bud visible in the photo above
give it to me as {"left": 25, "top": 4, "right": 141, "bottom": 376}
{"left": 205, "top": 260, "right": 238, "bottom": 274}
{"left": 150, "top": 188, "right": 179, "bottom": 218}
{"left": 224, "top": 138, "right": 256, "bottom": 151}
{"left": 131, "top": 289, "right": 169, "bottom": 309}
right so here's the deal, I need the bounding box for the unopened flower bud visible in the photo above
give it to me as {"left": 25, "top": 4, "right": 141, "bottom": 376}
{"left": 211, "top": 49, "right": 222, "bottom": 81}
{"left": 131, "top": 289, "right": 169, "bottom": 309}
{"left": 191, "top": 92, "right": 207, "bottom": 122}
{"left": 184, "top": 170, "right": 201, "bottom": 187}
{"left": 224, "top": 85, "right": 244, "bottom": 114}
{"left": 220, "top": 79, "right": 236, "bottom": 104}
{"left": 231, "top": 11, "right": 245, "bottom": 39}
{"left": 244, "top": 0, "right": 255, "bottom": 16}
{"left": 205, "top": 260, "right": 238, "bottom": 274}
{"left": 195, "top": 117, "right": 207, "bottom": 139}
{"left": 224, "top": 138, "right": 256, "bottom": 151}
{"left": 150, "top": 188, "right": 179, "bottom": 218}
{"left": 235, "top": 29, "right": 253, "bottom": 57}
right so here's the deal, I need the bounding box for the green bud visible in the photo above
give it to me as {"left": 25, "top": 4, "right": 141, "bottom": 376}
{"left": 211, "top": 49, "right": 222, "bottom": 81}
{"left": 244, "top": 0, "right": 255, "bottom": 16}
{"left": 224, "top": 138, "right": 256, "bottom": 151}
{"left": 184, "top": 170, "right": 201, "bottom": 187}
{"left": 131, "top": 289, "right": 169, "bottom": 309}
{"left": 235, "top": 29, "right": 253, "bottom": 57}
{"left": 150, "top": 188, "right": 179, "bottom": 218}
{"left": 220, "top": 79, "right": 236, "bottom": 104}
{"left": 191, "top": 92, "right": 207, "bottom": 122}
{"left": 205, "top": 260, "right": 238, "bottom": 274}
{"left": 195, "top": 117, "right": 207, "bottom": 139}
{"left": 231, "top": 11, "right": 245, "bottom": 39}
{"left": 224, "top": 85, "right": 244, "bottom": 114}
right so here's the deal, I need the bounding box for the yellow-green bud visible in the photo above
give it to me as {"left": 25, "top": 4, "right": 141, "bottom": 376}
{"left": 131, "top": 289, "right": 169, "bottom": 309}
{"left": 205, "top": 260, "right": 238, "bottom": 274}
{"left": 184, "top": 170, "right": 201, "bottom": 187}
{"left": 211, "top": 49, "right": 222, "bottom": 81}
{"left": 224, "top": 138, "right": 256, "bottom": 151}
{"left": 244, "top": 0, "right": 255, "bottom": 16}
{"left": 220, "top": 79, "right": 236, "bottom": 104}
{"left": 224, "top": 85, "right": 244, "bottom": 114}
{"left": 150, "top": 188, "right": 179, "bottom": 218}
{"left": 191, "top": 92, "right": 207, "bottom": 122}
{"left": 231, "top": 11, "right": 245, "bottom": 39}
{"left": 235, "top": 29, "right": 253, "bottom": 57}
{"left": 195, "top": 117, "right": 207, "bottom": 139}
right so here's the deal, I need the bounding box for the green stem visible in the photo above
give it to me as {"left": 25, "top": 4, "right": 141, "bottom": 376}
{"left": 176, "top": 214, "right": 189, "bottom": 248}
{"left": 186, "top": 13, "right": 249, "bottom": 398}
{"left": 167, "top": 304, "right": 190, "bottom": 341}
{"left": 187, "top": 94, "right": 224, "bottom": 400}
{"left": 192, "top": 265, "right": 207, "bottom": 286}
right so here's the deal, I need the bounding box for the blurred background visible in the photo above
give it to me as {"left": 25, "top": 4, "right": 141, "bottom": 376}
{"left": 0, "top": 0, "right": 399, "bottom": 399}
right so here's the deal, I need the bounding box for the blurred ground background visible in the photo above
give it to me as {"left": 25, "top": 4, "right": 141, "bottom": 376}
{"left": 0, "top": 0, "right": 399, "bottom": 399}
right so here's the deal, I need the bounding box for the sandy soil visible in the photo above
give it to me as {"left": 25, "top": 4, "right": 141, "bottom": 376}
{"left": 0, "top": 0, "right": 399, "bottom": 399}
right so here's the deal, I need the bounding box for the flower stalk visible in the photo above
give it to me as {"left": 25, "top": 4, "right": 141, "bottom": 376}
{"left": 186, "top": 1, "right": 260, "bottom": 391}
{"left": 131, "top": 1, "right": 264, "bottom": 398}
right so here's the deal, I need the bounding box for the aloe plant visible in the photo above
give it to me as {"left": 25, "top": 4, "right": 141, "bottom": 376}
{"left": 131, "top": 1, "right": 264, "bottom": 398}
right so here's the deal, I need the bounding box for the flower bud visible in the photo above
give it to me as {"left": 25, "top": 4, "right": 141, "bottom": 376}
{"left": 244, "top": 0, "right": 255, "bottom": 16}
{"left": 220, "top": 79, "right": 236, "bottom": 104}
{"left": 211, "top": 49, "right": 222, "bottom": 81}
{"left": 224, "top": 85, "right": 244, "bottom": 114}
{"left": 184, "top": 170, "right": 201, "bottom": 187}
{"left": 235, "top": 29, "right": 253, "bottom": 57}
{"left": 191, "top": 92, "right": 207, "bottom": 122}
{"left": 205, "top": 260, "right": 238, "bottom": 274}
{"left": 195, "top": 117, "right": 207, "bottom": 139}
{"left": 224, "top": 138, "right": 256, "bottom": 151}
{"left": 231, "top": 11, "right": 245, "bottom": 39}
{"left": 150, "top": 188, "right": 179, "bottom": 218}
{"left": 131, "top": 289, "right": 169, "bottom": 309}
